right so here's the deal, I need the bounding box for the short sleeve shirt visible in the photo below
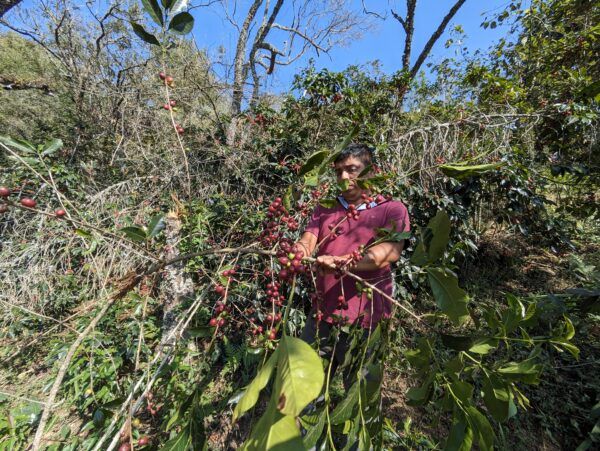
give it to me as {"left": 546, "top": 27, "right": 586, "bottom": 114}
{"left": 304, "top": 199, "right": 410, "bottom": 328}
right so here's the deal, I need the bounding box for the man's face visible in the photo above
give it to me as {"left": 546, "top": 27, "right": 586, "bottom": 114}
{"left": 334, "top": 156, "right": 369, "bottom": 199}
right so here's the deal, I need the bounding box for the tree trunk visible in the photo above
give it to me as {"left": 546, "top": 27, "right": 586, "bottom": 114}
{"left": 230, "top": 0, "right": 263, "bottom": 116}
{"left": 159, "top": 211, "right": 194, "bottom": 347}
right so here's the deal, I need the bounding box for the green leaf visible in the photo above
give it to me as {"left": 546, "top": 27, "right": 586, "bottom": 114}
{"left": 324, "top": 124, "right": 360, "bottom": 166}
{"left": 356, "top": 173, "right": 391, "bottom": 190}
{"left": 449, "top": 380, "right": 473, "bottom": 403}
{"left": 562, "top": 315, "right": 575, "bottom": 340}
{"left": 337, "top": 178, "right": 350, "bottom": 191}
{"left": 0, "top": 135, "right": 37, "bottom": 154}
{"left": 497, "top": 358, "right": 542, "bottom": 384}
{"left": 303, "top": 171, "right": 319, "bottom": 187}
{"left": 469, "top": 338, "right": 498, "bottom": 355}
{"left": 440, "top": 162, "right": 504, "bottom": 180}
{"left": 283, "top": 185, "right": 293, "bottom": 211}
{"left": 161, "top": 0, "right": 174, "bottom": 8}
{"left": 426, "top": 210, "right": 451, "bottom": 262}
{"left": 482, "top": 373, "right": 515, "bottom": 422}
{"left": 411, "top": 210, "right": 451, "bottom": 265}
{"left": 41, "top": 138, "right": 63, "bottom": 157}
{"left": 445, "top": 419, "right": 473, "bottom": 451}
{"left": 275, "top": 335, "right": 325, "bottom": 417}
{"left": 302, "top": 410, "right": 326, "bottom": 449}
{"left": 241, "top": 396, "right": 304, "bottom": 450}
{"left": 441, "top": 334, "right": 474, "bottom": 351}
{"left": 119, "top": 226, "right": 147, "bottom": 242}
{"left": 404, "top": 337, "right": 432, "bottom": 369}
{"left": 319, "top": 198, "right": 338, "bottom": 209}
{"left": 579, "top": 80, "right": 600, "bottom": 101}
{"left": 142, "top": 0, "right": 163, "bottom": 26}
{"left": 162, "top": 427, "right": 191, "bottom": 450}
{"left": 75, "top": 229, "right": 92, "bottom": 239}
{"left": 233, "top": 348, "right": 279, "bottom": 421}
{"left": 169, "top": 0, "right": 189, "bottom": 14}
{"left": 551, "top": 340, "right": 580, "bottom": 359}
{"left": 465, "top": 406, "right": 495, "bottom": 451}
{"left": 330, "top": 381, "right": 359, "bottom": 424}
{"left": 426, "top": 267, "right": 470, "bottom": 326}
{"left": 130, "top": 22, "right": 160, "bottom": 45}
{"left": 168, "top": 12, "right": 194, "bottom": 35}
{"left": 406, "top": 373, "right": 435, "bottom": 406}
{"left": 298, "top": 149, "right": 329, "bottom": 176}
{"left": 147, "top": 215, "right": 165, "bottom": 238}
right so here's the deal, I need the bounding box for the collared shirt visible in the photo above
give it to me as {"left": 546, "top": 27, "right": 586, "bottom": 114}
{"left": 337, "top": 195, "right": 378, "bottom": 211}
{"left": 304, "top": 198, "right": 410, "bottom": 329}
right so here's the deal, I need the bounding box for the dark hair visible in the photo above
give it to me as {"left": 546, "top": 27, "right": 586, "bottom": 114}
{"left": 334, "top": 143, "right": 375, "bottom": 166}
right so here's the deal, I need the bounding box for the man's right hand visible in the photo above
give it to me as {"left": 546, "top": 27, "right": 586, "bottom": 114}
{"left": 315, "top": 255, "right": 349, "bottom": 274}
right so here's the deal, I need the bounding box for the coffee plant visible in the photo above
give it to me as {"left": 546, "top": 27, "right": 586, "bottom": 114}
{"left": 1, "top": 0, "right": 598, "bottom": 449}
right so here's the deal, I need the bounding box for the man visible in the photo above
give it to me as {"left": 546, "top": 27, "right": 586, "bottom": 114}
{"left": 296, "top": 143, "right": 410, "bottom": 382}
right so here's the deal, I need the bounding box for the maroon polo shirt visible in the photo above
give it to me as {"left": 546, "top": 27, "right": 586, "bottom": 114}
{"left": 304, "top": 198, "right": 410, "bottom": 329}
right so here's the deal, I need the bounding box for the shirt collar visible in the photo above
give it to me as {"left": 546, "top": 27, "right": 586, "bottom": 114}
{"left": 337, "top": 195, "right": 377, "bottom": 211}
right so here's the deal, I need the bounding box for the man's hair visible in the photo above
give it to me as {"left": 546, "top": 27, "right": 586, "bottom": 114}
{"left": 334, "top": 143, "right": 375, "bottom": 166}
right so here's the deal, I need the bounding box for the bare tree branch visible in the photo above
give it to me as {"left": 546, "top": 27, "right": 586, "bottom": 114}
{"left": 0, "top": 0, "right": 22, "bottom": 19}
{"left": 410, "top": 0, "right": 466, "bottom": 78}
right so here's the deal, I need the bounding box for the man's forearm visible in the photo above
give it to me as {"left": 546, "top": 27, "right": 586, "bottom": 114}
{"left": 349, "top": 242, "right": 403, "bottom": 272}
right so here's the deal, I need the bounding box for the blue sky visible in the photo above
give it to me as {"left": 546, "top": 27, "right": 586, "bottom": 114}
{"left": 190, "top": 0, "right": 513, "bottom": 93}
{"left": 6, "top": 0, "right": 513, "bottom": 93}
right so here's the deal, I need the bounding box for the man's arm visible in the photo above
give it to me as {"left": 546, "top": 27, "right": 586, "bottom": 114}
{"left": 316, "top": 241, "right": 404, "bottom": 272}
{"left": 296, "top": 231, "right": 317, "bottom": 257}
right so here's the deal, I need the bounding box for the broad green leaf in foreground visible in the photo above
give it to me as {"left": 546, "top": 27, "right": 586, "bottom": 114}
{"left": 233, "top": 348, "right": 279, "bottom": 421}
{"left": 275, "top": 335, "right": 325, "bottom": 416}
{"left": 427, "top": 267, "right": 470, "bottom": 325}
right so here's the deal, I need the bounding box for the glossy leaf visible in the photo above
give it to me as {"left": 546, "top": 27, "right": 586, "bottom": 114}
{"left": 169, "top": 0, "right": 189, "bottom": 15}
{"left": 130, "top": 22, "right": 160, "bottom": 45}
{"left": 330, "top": 381, "right": 359, "bottom": 424}
{"left": 275, "top": 335, "right": 325, "bottom": 416}
{"left": 241, "top": 396, "right": 304, "bottom": 450}
{"left": 168, "top": 12, "right": 194, "bottom": 35}
{"left": 324, "top": 124, "right": 360, "bottom": 166}
{"left": 233, "top": 349, "right": 278, "bottom": 421}
{"left": 142, "top": 0, "right": 163, "bottom": 26}
{"left": 445, "top": 419, "right": 473, "bottom": 451}
{"left": 497, "top": 358, "right": 542, "bottom": 384}
{"left": 482, "top": 373, "right": 515, "bottom": 422}
{"left": 469, "top": 338, "right": 499, "bottom": 355}
{"left": 411, "top": 210, "right": 451, "bottom": 265}
{"left": 440, "top": 162, "right": 504, "bottom": 180}
{"left": 302, "top": 410, "right": 326, "bottom": 449}
{"left": 0, "top": 135, "right": 37, "bottom": 154}
{"left": 465, "top": 406, "right": 495, "bottom": 451}
{"left": 427, "top": 267, "right": 470, "bottom": 325}
{"left": 147, "top": 215, "right": 166, "bottom": 238}
{"left": 120, "top": 226, "right": 147, "bottom": 242}
{"left": 298, "top": 149, "right": 329, "bottom": 176}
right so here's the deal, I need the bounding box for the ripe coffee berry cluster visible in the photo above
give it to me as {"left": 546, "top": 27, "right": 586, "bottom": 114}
{"left": 159, "top": 72, "right": 174, "bottom": 86}
{"left": 276, "top": 239, "right": 306, "bottom": 280}
{"left": 209, "top": 300, "right": 231, "bottom": 328}
{"left": 337, "top": 294, "right": 348, "bottom": 310}
{"left": 163, "top": 99, "right": 177, "bottom": 110}
{"left": 175, "top": 124, "right": 184, "bottom": 135}
{"left": 259, "top": 197, "right": 291, "bottom": 246}
{"left": 264, "top": 280, "right": 285, "bottom": 307}
{"left": 345, "top": 203, "right": 361, "bottom": 220}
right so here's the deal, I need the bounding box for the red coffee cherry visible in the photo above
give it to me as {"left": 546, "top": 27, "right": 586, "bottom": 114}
{"left": 20, "top": 198, "right": 36, "bottom": 208}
